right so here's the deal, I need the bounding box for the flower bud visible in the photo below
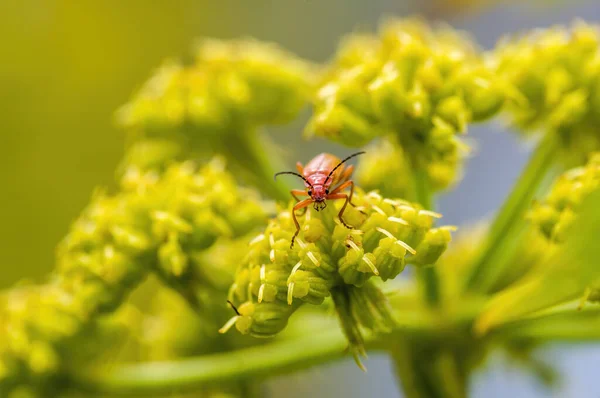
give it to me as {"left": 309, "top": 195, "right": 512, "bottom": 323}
{"left": 305, "top": 105, "right": 379, "bottom": 147}
{"left": 286, "top": 269, "right": 332, "bottom": 305}
{"left": 410, "top": 227, "right": 454, "bottom": 266}
{"left": 158, "top": 233, "right": 188, "bottom": 277}
{"left": 229, "top": 301, "right": 297, "bottom": 338}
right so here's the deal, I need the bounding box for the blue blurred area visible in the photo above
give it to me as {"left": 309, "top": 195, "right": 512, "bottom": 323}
{"left": 1, "top": 0, "right": 599, "bottom": 396}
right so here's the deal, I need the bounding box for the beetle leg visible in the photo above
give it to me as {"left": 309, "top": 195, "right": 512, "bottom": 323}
{"left": 296, "top": 162, "right": 305, "bottom": 174}
{"left": 291, "top": 189, "right": 309, "bottom": 201}
{"left": 291, "top": 198, "right": 313, "bottom": 248}
{"left": 328, "top": 164, "right": 353, "bottom": 187}
{"left": 291, "top": 189, "right": 309, "bottom": 215}
{"left": 329, "top": 180, "right": 357, "bottom": 205}
{"left": 329, "top": 180, "right": 366, "bottom": 215}
{"left": 337, "top": 165, "right": 354, "bottom": 184}
{"left": 326, "top": 193, "right": 353, "bottom": 229}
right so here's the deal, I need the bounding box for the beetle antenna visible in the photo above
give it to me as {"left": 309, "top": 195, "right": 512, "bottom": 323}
{"left": 274, "top": 171, "right": 314, "bottom": 189}
{"left": 324, "top": 151, "right": 366, "bottom": 185}
{"left": 227, "top": 300, "right": 241, "bottom": 316}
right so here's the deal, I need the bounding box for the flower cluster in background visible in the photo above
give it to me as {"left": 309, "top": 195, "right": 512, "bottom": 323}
{"left": 116, "top": 39, "right": 316, "bottom": 200}
{"left": 494, "top": 22, "right": 600, "bottom": 165}
{"left": 529, "top": 153, "right": 600, "bottom": 243}
{"left": 307, "top": 19, "right": 506, "bottom": 191}
{"left": 528, "top": 153, "right": 600, "bottom": 304}
{"left": 118, "top": 39, "right": 315, "bottom": 134}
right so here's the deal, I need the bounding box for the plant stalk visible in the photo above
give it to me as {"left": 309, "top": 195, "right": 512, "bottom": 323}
{"left": 413, "top": 168, "right": 441, "bottom": 307}
{"left": 465, "top": 134, "right": 558, "bottom": 293}
{"left": 71, "top": 328, "right": 351, "bottom": 396}
{"left": 70, "top": 299, "right": 450, "bottom": 396}
{"left": 390, "top": 338, "right": 467, "bottom": 398}
{"left": 215, "top": 128, "right": 291, "bottom": 202}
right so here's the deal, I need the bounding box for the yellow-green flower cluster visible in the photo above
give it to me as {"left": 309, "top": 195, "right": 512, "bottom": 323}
{"left": 494, "top": 22, "right": 600, "bottom": 163}
{"left": 0, "top": 281, "right": 118, "bottom": 397}
{"left": 222, "top": 190, "right": 454, "bottom": 343}
{"left": 59, "top": 158, "right": 267, "bottom": 309}
{"left": 117, "top": 38, "right": 315, "bottom": 134}
{"left": 529, "top": 153, "right": 600, "bottom": 243}
{"left": 306, "top": 19, "right": 505, "bottom": 190}
{"left": 0, "top": 159, "right": 267, "bottom": 395}
{"left": 116, "top": 38, "right": 315, "bottom": 201}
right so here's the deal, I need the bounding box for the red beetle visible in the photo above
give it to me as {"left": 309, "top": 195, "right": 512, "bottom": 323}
{"left": 275, "top": 151, "right": 365, "bottom": 247}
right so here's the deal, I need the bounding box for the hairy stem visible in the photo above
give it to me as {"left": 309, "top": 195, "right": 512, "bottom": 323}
{"left": 465, "top": 134, "right": 558, "bottom": 293}
{"left": 413, "top": 168, "right": 441, "bottom": 307}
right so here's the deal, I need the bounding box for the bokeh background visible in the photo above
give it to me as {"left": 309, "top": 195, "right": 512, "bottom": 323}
{"left": 1, "top": 0, "right": 599, "bottom": 396}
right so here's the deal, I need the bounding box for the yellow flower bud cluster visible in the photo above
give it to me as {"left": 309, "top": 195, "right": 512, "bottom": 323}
{"left": 0, "top": 281, "right": 125, "bottom": 397}
{"left": 494, "top": 22, "right": 600, "bottom": 163}
{"left": 222, "top": 190, "right": 454, "bottom": 345}
{"left": 117, "top": 38, "right": 315, "bottom": 135}
{"left": 115, "top": 38, "right": 315, "bottom": 201}
{"left": 59, "top": 158, "right": 267, "bottom": 308}
{"left": 306, "top": 19, "right": 505, "bottom": 190}
{"left": 0, "top": 159, "right": 267, "bottom": 394}
{"left": 529, "top": 153, "right": 600, "bottom": 243}
{"left": 528, "top": 154, "right": 600, "bottom": 306}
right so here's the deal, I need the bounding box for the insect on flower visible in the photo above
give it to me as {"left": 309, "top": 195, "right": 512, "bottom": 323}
{"left": 275, "top": 152, "right": 365, "bottom": 247}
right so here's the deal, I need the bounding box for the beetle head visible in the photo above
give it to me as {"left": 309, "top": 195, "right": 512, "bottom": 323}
{"left": 308, "top": 185, "right": 328, "bottom": 211}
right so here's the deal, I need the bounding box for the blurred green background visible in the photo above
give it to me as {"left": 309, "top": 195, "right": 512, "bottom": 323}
{"left": 0, "top": 0, "right": 427, "bottom": 287}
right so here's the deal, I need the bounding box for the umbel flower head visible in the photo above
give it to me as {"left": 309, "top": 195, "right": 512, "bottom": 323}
{"left": 222, "top": 189, "right": 454, "bottom": 360}
{"left": 117, "top": 38, "right": 315, "bottom": 135}
{"left": 59, "top": 157, "right": 267, "bottom": 311}
{"left": 493, "top": 22, "right": 600, "bottom": 164}
{"left": 115, "top": 38, "right": 316, "bottom": 201}
{"left": 306, "top": 19, "right": 506, "bottom": 190}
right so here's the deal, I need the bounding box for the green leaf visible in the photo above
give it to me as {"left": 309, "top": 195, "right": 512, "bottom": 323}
{"left": 475, "top": 188, "right": 600, "bottom": 334}
{"left": 494, "top": 305, "right": 600, "bottom": 341}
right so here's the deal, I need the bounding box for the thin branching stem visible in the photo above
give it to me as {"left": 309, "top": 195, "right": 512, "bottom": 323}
{"left": 465, "top": 134, "right": 559, "bottom": 293}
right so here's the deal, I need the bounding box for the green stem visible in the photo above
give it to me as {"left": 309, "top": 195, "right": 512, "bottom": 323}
{"left": 390, "top": 339, "right": 466, "bottom": 398}
{"left": 465, "top": 134, "right": 558, "bottom": 293}
{"left": 71, "top": 329, "right": 352, "bottom": 396}
{"left": 493, "top": 306, "right": 600, "bottom": 341}
{"left": 215, "top": 127, "right": 290, "bottom": 202}
{"left": 194, "top": 124, "right": 289, "bottom": 202}
{"left": 70, "top": 301, "right": 449, "bottom": 396}
{"left": 413, "top": 168, "right": 440, "bottom": 307}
